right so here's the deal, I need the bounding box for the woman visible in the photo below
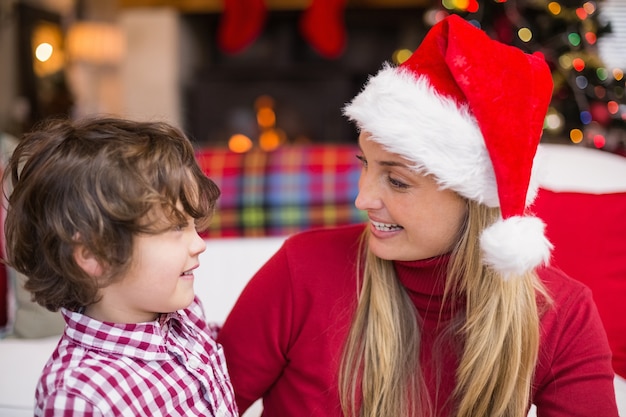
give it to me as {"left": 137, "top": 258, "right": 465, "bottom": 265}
{"left": 217, "top": 15, "right": 618, "bottom": 417}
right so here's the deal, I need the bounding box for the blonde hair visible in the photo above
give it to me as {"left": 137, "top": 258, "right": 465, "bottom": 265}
{"left": 339, "top": 200, "right": 550, "bottom": 417}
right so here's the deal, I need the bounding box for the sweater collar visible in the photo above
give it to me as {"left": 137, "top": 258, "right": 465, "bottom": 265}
{"left": 394, "top": 254, "right": 450, "bottom": 296}
{"left": 393, "top": 254, "right": 463, "bottom": 323}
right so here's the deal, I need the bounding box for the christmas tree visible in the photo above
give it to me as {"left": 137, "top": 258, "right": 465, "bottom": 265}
{"left": 431, "top": 0, "right": 626, "bottom": 155}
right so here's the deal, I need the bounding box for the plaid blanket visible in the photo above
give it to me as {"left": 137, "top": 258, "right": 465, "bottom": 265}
{"left": 195, "top": 145, "right": 367, "bottom": 237}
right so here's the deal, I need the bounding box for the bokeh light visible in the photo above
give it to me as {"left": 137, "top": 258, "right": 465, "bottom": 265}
{"left": 570, "top": 128, "right": 584, "bottom": 143}
{"left": 35, "top": 43, "right": 53, "bottom": 62}
{"left": 548, "top": 2, "right": 561, "bottom": 15}
{"left": 259, "top": 128, "right": 286, "bottom": 152}
{"left": 568, "top": 32, "right": 581, "bottom": 46}
{"left": 518, "top": 28, "right": 532, "bottom": 42}
{"left": 585, "top": 31, "right": 597, "bottom": 45}
{"left": 580, "top": 110, "right": 592, "bottom": 124}
{"left": 228, "top": 134, "right": 253, "bottom": 153}
{"left": 583, "top": 1, "right": 596, "bottom": 15}
{"left": 575, "top": 75, "right": 588, "bottom": 89}
{"left": 572, "top": 58, "right": 585, "bottom": 72}
{"left": 392, "top": 48, "right": 413, "bottom": 65}
{"left": 257, "top": 107, "right": 275, "bottom": 129}
{"left": 593, "top": 134, "right": 606, "bottom": 148}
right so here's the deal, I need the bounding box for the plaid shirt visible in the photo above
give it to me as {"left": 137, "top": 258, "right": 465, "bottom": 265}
{"left": 35, "top": 297, "right": 238, "bottom": 417}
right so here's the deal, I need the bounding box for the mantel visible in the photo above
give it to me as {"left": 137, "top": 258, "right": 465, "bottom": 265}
{"left": 116, "top": 0, "right": 433, "bottom": 13}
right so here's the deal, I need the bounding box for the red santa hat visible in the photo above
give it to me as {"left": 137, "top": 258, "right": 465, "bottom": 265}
{"left": 343, "top": 14, "right": 554, "bottom": 278}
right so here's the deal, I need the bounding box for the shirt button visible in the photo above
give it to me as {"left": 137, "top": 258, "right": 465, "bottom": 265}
{"left": 188, "top": 356, "right": 202, "bottom": 369}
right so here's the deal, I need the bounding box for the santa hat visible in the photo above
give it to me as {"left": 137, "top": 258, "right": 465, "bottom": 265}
{"left": 343, "top": 14, "right": 554, "bottom": 279}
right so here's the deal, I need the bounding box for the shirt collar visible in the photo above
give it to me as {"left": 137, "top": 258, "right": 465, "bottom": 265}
{"left": 61, "top": 308, "right": 192, "bottom": 361}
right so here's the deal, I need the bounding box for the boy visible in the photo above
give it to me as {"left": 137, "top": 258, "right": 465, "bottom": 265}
{"left": 3, "top": 117, "right": 238, "bottom": 416}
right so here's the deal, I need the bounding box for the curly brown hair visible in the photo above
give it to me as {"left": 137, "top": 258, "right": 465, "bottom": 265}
{"left": 3, "top": 117, "right": 220, "bottom": 312}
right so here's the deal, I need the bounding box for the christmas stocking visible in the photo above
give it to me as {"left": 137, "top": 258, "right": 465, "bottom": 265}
{"left": 218, "top": 0, "right": 267, "bottom": 54}
{"left": 300, "top": 0, "right": 347, "bottom": 59}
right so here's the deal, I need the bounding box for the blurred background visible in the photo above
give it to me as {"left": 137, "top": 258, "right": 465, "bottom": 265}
{"left": 0, "top": 0, "right": 625, "bottom": 154}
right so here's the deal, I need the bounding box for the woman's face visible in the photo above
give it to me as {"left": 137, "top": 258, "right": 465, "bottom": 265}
{"left": 355, "top": 132, "right": 468, "bottom": 261}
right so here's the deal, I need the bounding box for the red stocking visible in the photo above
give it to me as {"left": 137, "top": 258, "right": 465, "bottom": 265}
{"left": 218, "top": 0, "right": 267, "bottom": 54}
{"left": 300, "top": 0, "right": 347, "bottom": 59}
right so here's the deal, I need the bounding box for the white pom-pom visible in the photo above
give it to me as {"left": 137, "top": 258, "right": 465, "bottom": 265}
{"left": 480, "top": 216, "right": 553, "bottom": 280}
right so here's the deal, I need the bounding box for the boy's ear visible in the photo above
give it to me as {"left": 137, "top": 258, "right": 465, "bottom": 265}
{"left": 73, "top": 244, "right": 104, "bottom": 277}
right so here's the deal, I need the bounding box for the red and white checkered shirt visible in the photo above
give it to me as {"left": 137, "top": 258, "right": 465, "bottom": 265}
{"left": 35, "top": 297, "right": 238, "bottom": 417}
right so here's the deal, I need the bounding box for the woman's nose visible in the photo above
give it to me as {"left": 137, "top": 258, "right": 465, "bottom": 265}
{"left": 355, "top": 174, "right": 382, "bottom": 211}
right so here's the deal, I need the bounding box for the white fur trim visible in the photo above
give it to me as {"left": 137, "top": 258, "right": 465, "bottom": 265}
{"left": 480, "top": 216, "right": 553, "bottom": 279}
{"left": 344, "top": 64, "right": 500, "bottom": 207}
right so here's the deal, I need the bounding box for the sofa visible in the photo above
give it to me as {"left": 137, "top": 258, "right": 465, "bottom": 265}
{"left": 1, "top": 143, "right": 625, "bottom": 416}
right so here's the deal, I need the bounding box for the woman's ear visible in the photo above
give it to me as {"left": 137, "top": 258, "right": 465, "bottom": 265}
{"left": 73, "top": 244, "right": 104, "bottom": 277}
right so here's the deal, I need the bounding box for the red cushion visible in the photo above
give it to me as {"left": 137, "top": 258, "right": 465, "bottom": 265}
{"left": 533, "top": 188, "right": 626, "bottom": 378}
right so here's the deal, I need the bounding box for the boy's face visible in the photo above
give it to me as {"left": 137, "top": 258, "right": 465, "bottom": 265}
{"left": 87, "top": 205, "right": 207, "bottom": 324}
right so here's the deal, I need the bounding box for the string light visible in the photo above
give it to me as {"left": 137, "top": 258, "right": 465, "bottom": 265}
{"left": 572, "top": 58, "right": 585, "bottom": 72}
{"left": 594, "top": 86, "right": 606, "bottom": 98}
{"left": 558, "top": 54, "right": 573, "bottom": 70}
{"left": 583, "top": 1, "right": 596, "bottom": 15}
{"left": 570, "top": 128, "right": 584, "bottom": 143}
{"left": 593, "top": 134, "right": 606, "bottom": 148}
{"left": 596, "top": 67, "right": 608, "bottom": 81}
{"left": 441, "top": 0, "right": 478, "bottom": 12}
{"left": 547, "top": 2, "right": 561, "bottom": 15}
{"left": 580, "top": 110, "right": 592, "bottom": 124}
{"left": 585, "top": 31, "right": 597, "bottom": 45}
{"left": 392, "top": 48, "right": 413, "bottom": 65}
{"left": 467, "top": 0, "right": 479, "bottom": 13}
{"left": 518, "top": 27, "right": 532, "bottom": 42}
{"left": 568, "top": 33, "right": 581, "bottom": 47}
{"left": 545, "top": 107, "right": 564, "bottom": 133}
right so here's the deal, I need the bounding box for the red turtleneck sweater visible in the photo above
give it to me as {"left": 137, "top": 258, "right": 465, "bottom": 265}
{"left": 217, "top": 224, "right": 618, "bottom": 416}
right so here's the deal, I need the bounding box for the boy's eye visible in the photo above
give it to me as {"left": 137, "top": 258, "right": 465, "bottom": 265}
{"left": 173, "top": 219, "right": 191, "bottom": 232}
{"left": 356, "top": 154, "right": 367, "bottom": 167}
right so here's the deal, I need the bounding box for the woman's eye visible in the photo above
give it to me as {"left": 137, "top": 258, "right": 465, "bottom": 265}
{"left": 356, "top": 154, "right": 367, "bottom": 167}
{"left": 388, "top": 176, "right": 409, "bottom": 189}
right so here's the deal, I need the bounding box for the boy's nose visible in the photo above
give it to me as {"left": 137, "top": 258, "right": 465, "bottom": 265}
{"left": 191, "top": 231, "right": 207, "bottom": 255}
